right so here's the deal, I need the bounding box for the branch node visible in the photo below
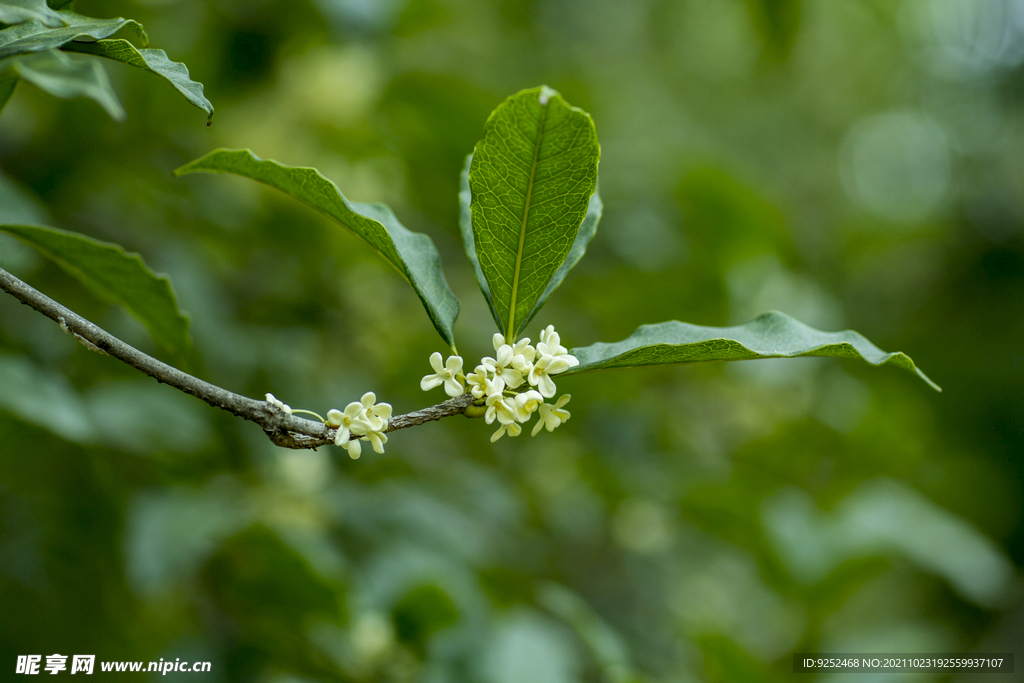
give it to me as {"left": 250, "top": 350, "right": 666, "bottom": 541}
{"left": 59, "top": 315, "right": 108, "bottom": 355}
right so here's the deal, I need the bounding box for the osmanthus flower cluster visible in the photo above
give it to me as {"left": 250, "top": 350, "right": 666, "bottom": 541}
{"left": 421, "top": 325, "right": 576, "bottom": 442}
{"left": 265, "top": 391, "right": 391, "bottom": 459}
{"left": 235, "top": 86, "right": 936, "bottom": 462}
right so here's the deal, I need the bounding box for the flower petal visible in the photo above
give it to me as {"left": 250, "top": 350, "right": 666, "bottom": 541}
{"left": 444, "top": 377, "right": 465, "bottom": 398}
{"left": 421, "top": 375, "right": 445, "bottom": 391}
{"left": 429, "top": 351, "right": 445, "bottom": 374}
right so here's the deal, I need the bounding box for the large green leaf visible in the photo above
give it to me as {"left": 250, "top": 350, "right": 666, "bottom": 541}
{"left": 459, "top": 152, "right": 501, "bottom": 331}
{"left": 521, "top": 187, "right": 601, "bottom": 333}
{"left": 0, "top": 224, "right": 192, "bottom": 357}
{"left": 174, "top": 149, "right": 461, "bottom": 348}
{"left": 0, "top": 0, "right": 66, "bottom": 27}
{"left": 62, "top": 39, "right": 212, "bottom": 123}
{"left": 469, "top": 85, "right": 599, "bottom": 338}
{"left": 0, "top": 48, "right": 122, "bottom": 118}
{"left": 0, "top": 11, "right": 145, "bottom": 59}
{"left": 565, "top": 311, "right": 940, "bottom": 391}
{"left": 460, "top": 151, "right": 602, "bottom": 334}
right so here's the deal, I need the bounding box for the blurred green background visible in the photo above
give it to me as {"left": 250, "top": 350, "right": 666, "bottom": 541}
{"left": 1, "top": 0, "right": 1022, "bottom": 681}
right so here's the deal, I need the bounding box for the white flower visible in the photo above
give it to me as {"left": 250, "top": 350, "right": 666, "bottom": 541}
{"left": 536, "top": 325, "right": 579, "bottom": 368}
{"left": 527, "top": 353, "right": 571, "bottom": 398}
{"left": 357, "top": 391, "right": 392, "bottom": 432}
{"left": 327, "top": 401, "right": 372, "bottom": 446}
{"left": 533, "top": 394, "right": 571, "bottom": 435}
{"left": 484, "top": 392, "right": 517, "bottom": 425}
{"left": 482, "top": 346, "right": 527, "bottom": 389}
{"left": 514, "top": 389, "right": 545, "bottom": 423}
{"left": 364, "top": 430, "right": 388, "bottom": 454}
{"left": 344, "top": 437, "right": 362, "bottom": 459}
{"left": 511, "top": 337, "right": 537, "bottom": 364}
{"left": 490, "top": 421, "right": 522, "bottom": 442}
{"left": 265, "top": 393, "right": 292, "bottom": 414}
{"left": 467, "top": 365, "right": 505, "bottom": 399}
{"left": 420, "top": 352, "right": 465, "bottom": 397}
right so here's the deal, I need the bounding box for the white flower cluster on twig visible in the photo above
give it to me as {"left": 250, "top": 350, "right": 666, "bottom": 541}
{"left": 265, "top": 391, "right": 392, "bottom": 459}
{"left": 326, "top": 392, "right": 392, "bottom": 459}
{"left": 421, "top": 325, "right": 576, "bottom": 442}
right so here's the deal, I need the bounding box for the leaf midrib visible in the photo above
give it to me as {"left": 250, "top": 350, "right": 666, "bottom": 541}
{"left": 507, "top": 102, "right": 549, "bottom": 337}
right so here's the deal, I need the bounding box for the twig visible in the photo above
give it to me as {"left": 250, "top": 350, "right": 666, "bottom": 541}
{"left": 0, "top": 266, "right": 475, "bottom": 450}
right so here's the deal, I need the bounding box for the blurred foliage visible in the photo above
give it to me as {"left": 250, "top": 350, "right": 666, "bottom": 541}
{"left": 1, "top": 0, "right": 1022, "bottom": 682}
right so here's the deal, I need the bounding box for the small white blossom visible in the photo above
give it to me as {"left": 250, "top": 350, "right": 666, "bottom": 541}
{"left": 533, "top": 394, "right": 571, "bottom": 435}
{"left": 265, "top": 393, "right": 292, "bottom": 414}
{"left": 364, "top": 430, "right": 388, "bottom": 454}
{"left": 358, "top": 391, "right": 392, "bottom": 432}
{"left": 421, "top": 352, "right": 465, "bottom": 397}
{"left": 482, "top": 346, "right": 526, "bottom": 389}
{"left": 511, "top": 338, "right": 537, "bottom": 364}
{"left": 327, "top": 402, "right": 371, "bottom": 446}
{"left": 467, "top": 365, "right": 505, "bottom": 399}
{"left": 537, "top": 325, "right": 579, "bottom": 368}
{"left": 514, "top": 389, "right": 545, "bottom": 423}
{"left": 528, "top": 353, "right": 571, "bottom": 398}
{"left": 490, "top": 421, "right": 522, "bottom": 442}
{"left": 328, "top": 391, "right": 391, "bottom": 456}
{"left": 484, "top": 392, "right": 517, "bottom": 425}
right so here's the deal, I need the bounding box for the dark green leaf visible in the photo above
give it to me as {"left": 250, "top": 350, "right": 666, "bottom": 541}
{"left": 565, "top": 311, "right": 940, "bottom": 391}
{"left": 469, "top": 85, "right": 600, "bottom": 338}
{"left": 0, "top": 0, "right": 66, "bottom": 27}
{"left": 0, "top": 223, "right": 192, "bottom": 357}
{"left": 61, "top": 39, "right": 213, "bottom": 123}
{"left": 461, "top": 151, "right": 602, "bottom": 334}
{"left": 521, "top": 187, "right": 601, "bottom": 332}
{"left": 0, "top": 48, "right": 122, "bottom": 118}
{"left": 0, "top": 11, "right": 146, "bottom": 59}
{"left": 46, "top": 0, "right": 75, "bottom": 9}
{"left": 459, "top": 152, "right": 501, "bottom": 331}
{"left": 174, "top": 149, "right": 461, "bottom": 348}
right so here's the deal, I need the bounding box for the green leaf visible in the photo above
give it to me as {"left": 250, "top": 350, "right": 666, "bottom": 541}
{"left": 521, "top": 187, "right": 601, "bottom": 333}
{"left": 61, "top": 39, "right": 213, "bottom": 123}
{"left": 469, "top": 85, "right": 600, "bottom": 338}
{"left": 0, "top": 223, "right": 192, "bottom": 357}
{"left": 459, "top": 152, "right": 501, "bottom": 331}
{"left": 565, "top": 311, "right": 940, "bottom": 391}
{"left": 0, "top": 48, "right": 122, "bottom": 118}
{"left": 0, "top": 11, "right": 145, "bottom": 59}
{"left": 461, "top": 151, "right": 602, "bottom": 334}
{"left": 173, "top": 149, "right": 461, "bottom": 348}
{"left": 0, "top": 0, "right": 66, "bottom": 27}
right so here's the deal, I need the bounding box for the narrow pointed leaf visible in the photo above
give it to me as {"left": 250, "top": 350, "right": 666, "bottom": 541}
{"left": 0, "top": 0, "right": 66, "bottom": 27}
{"left": 0, "top": 48, "right": 123, "bottom": 118}
{"left": 520, "top": 188, "right": 601, "bottom": 332}
{"left": 461, "top": 151, "right": 603, "bottom": 334}
{"left": 459, "top": 152, "right": 501, "bottom": 331}
{"left": 0, "top": 12, "right": 146, "bottom": 59}
{"left": 469, "top": 85, "right": 599, "bottom": 338}
{"left": 62, "top": 39, "right": 212, "bottom": 123}
{"left": 0, "top": 223, "right": 192, "bottom": 357}
{"left": 565, "top": 311, "right": 940, "bottom": 391}
{"left": 174, "top": 149, "right": 460, "bottom": 348}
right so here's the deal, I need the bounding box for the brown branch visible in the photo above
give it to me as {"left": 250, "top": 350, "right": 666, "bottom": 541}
{"left": 0, "top": 266, "right": 475, "bottom": 450}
